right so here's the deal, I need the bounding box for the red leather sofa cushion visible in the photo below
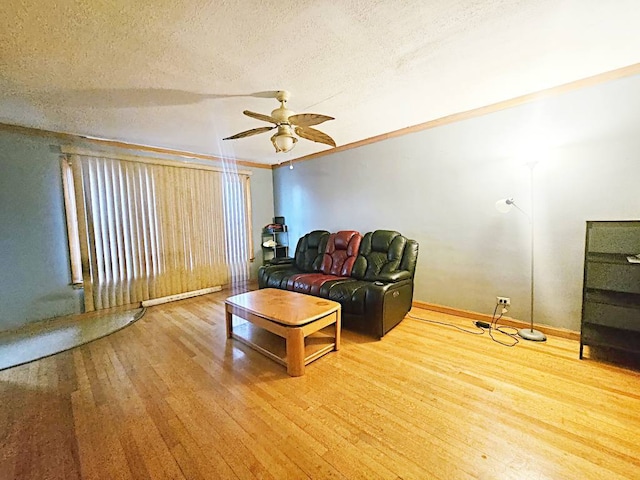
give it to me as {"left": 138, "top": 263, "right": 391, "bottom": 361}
{"left": 286, "top": 231, "right": 362, "bottom": 294}
{"left": 320, "top": 230, "right": 362, "bottom": 276}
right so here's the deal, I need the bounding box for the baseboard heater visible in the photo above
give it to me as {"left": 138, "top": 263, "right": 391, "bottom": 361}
{"left": 141, "top": 286, "right": 222, "bottom": 307}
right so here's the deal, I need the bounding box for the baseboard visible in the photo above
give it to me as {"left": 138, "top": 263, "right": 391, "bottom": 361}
{"left": 141, "top": 286, "right": 222, "bottom": 307}
{"left": 411, "top": 300, "right": 580, "bottom": 341}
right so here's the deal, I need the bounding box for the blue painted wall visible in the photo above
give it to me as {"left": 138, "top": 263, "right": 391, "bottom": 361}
{"left": 273, "top": 74, "right": 640, "bottom": 331}
{"left": 0, "top": 130, "right": 82, "bottom": 330}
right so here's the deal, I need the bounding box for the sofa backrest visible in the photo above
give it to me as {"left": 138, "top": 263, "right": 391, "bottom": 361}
{"left": 320, "top": 230, "right": 362, "bottom": 276}
{"left": 351, "top": 230, "right": 418, "bottom": 281}
{"left": 294, "top": 230, "right": 330, "bottom": 272}
{"left": 401, "top": 239, "right": 419, "bottom": 276}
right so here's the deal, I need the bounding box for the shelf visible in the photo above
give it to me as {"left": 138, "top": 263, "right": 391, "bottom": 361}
{"left": 262, "top": 224, "right": 289, "bottom": 265}
{"left": 585, "top": 261, "right": 640, "bottom": 294}
{"left": 585, "top": 290, "right": 640, "bottom": 307}
{"left": 587, "top": 222, "right": 640, "bottom": 254}
{"left": 587, "top": 253, "right": 640, "bottom": 265}
{"left": 581, "top": 323, "right": 640, "bottom": 354}
{"left": 262, "top": 227, "right": 288, "bottom": 234}
{"left": 231, "top": 321, "right": 336, "bottom": 367}
{"left": 582, "top": 300, "right": 640, "bottom": 332}
{"left": 581, "top": 221, "right": 640, "bottom": 362}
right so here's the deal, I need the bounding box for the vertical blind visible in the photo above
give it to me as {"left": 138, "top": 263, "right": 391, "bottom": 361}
{"left": 64, "top": 151, "right": 252, "bottom": 311}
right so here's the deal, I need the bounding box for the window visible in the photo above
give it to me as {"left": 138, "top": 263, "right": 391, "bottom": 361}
{"left": 61, "top": 147, "right": 252, "bottom": 311}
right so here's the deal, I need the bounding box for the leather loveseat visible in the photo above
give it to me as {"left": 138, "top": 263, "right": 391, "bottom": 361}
{"left": 258, "top": 229, "right": 419, "bottom": 338}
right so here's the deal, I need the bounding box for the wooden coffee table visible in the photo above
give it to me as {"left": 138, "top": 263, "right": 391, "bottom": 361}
{"left": 225, "top": 289, "right": 341, "bottom": 376}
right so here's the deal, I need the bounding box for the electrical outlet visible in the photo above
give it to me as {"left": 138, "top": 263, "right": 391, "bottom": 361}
{"left": 497, "top": 296, "right": 511, "bottom": 306}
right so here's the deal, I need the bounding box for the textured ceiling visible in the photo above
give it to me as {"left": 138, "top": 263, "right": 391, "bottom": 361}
{"left": 1, "top": 0, "right": 640, "bottom": 165}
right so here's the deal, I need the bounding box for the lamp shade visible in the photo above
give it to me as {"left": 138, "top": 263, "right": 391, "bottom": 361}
{"left": 274, "top": 133, "right": 297, "bottom": 153}
{"left": 495, "top": 198, "right": 514, "bottom": 213}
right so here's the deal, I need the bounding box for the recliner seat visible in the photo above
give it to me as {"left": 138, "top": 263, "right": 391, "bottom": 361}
{"left": 258, "top": 230, "right": 329, "bottom": 289}
{"left": 286, "top": 230, "right": 362, "bottom": 295}
{"left": 321, "top": 230, "right": 419, "bottom": 337}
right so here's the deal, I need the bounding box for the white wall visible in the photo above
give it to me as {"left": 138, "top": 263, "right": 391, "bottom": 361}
{"left": 273, "top": 74, "right": 640, "bottom": 331}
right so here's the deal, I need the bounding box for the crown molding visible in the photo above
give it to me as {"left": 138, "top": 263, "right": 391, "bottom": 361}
{"left": 0, "top": 123, "right": 272, "bottom": 170}
{"left": 277, "top": 62, "right": 640, "bottom": 169}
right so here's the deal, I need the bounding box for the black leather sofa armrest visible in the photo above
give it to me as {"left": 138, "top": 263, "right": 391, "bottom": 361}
{"left": 372, "top": 270, "right": 412, "bottom": 283}
{"left": 260, "top": 263, "right": 296, "bottom": 272}
{"left": 269, "top": 257, "right": 294, "bottom": 265}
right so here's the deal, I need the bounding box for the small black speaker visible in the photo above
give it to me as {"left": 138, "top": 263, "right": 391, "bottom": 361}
{"left": 273, "top": 216, "right": 285, "bottom": 225}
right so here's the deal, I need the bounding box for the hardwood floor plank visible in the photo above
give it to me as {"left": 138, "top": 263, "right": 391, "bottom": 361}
{"left": 1, "top": 285, "right": 639, "bottom": 479}
{"left": 163, "top": 395, "right": 241, "bottom": 479}
{"left": 170, "top": 443, "right": 207, "bottom": 480}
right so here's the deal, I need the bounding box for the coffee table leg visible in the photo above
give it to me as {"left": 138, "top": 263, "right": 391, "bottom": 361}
{"left": 286, "top": 328, "right": 305, "bottom": 376}
{"left": 225, "top": 306, "right": 233, "bottom": 339}
{"left": 335, "top": 309, "right": 341, "bottom": 351}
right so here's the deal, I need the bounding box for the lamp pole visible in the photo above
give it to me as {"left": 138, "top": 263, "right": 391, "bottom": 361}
{"left": 518, "top": 161, "right": 547, "bottom": 342}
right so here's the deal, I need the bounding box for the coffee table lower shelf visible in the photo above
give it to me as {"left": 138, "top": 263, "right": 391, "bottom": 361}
{"left": 225, "top": 289, "right": 341, "bottom": 376}
{"left": 231, "top": 322, "right": 337, "bottom": 371}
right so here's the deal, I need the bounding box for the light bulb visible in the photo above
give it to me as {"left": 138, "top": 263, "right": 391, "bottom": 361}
{"left": 275, "top": 134, "right": 295, "bottom": 153}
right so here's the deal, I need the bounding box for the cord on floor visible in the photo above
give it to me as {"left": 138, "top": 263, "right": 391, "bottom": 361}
{"left": 407, "top": 303, "right": 519, "bottom": 347}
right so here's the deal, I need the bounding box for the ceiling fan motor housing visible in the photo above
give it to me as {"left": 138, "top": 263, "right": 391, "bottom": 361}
{"left": 277, "top": 125, "right": 293, "bottom": 135}
{"left": 272, "top": 104, "right": 294, "bottom": 123}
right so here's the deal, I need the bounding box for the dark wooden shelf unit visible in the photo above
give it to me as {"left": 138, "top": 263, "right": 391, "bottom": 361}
{"left": 580, "top": 221, "right": 640, "bottom": 360}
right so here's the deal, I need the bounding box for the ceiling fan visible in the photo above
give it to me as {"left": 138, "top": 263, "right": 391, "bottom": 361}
{"left": 223, "top": 90, "right": 336, "bottom": 153}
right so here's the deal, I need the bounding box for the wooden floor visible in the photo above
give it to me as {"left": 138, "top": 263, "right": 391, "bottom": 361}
{"left": 1, "top": 284, "right": 639, "bottom": 480}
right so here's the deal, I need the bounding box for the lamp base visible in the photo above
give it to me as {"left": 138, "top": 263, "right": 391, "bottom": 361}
{"left": 518, "top": 328, "right": 547, "bottom": 342}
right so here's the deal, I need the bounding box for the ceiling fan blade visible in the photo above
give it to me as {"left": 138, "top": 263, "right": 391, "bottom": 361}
{"left": 295, "top": 126, "right": 336, "bottom": 147}
{"left": 248, "top": 91, "right": 280, "bottom": 98}
{"left": 243, "top": 110, "right": 278, "bottom": 124}
{"left": 223, "top": 126, "right": 275, "bottom": 140}
{"left": 288, "top": 113, "right": 335, "bottom": 127}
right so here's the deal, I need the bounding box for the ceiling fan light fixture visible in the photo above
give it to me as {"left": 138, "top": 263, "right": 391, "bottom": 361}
{"left": 274, "top": 132, "right": 297, "bottom": 153}
{"left": 223, "top": 90, "right": 335, "bottom": 153}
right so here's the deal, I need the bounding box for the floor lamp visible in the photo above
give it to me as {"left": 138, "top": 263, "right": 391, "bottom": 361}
{"left": 495, "top": 162, "right": 547, "bottom": 342}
